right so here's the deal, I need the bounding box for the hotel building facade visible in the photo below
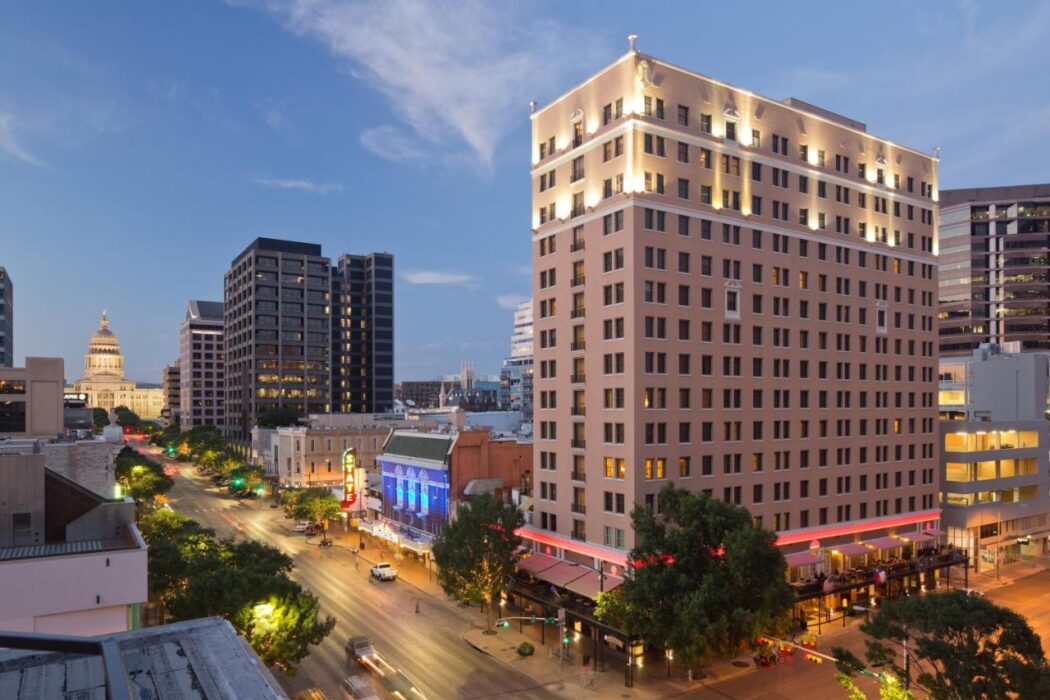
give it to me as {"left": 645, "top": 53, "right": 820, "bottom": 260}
{"left": 528, "top": 40, "right": 941, "bottom": 568}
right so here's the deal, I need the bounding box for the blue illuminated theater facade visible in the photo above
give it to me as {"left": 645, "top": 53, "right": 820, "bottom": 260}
{"left": 378, "top": 431, "right": 454, "bottom": 539}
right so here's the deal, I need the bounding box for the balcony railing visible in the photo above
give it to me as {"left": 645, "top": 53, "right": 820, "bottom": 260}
{"left": 571, "top": 406, "right": 586, "bottom": 416}
{"left": 571, "top": 275, "right": 586, "bottom": 287}
{"left": 571, "top": 502, "right": 587, "bottom": 514}
{"left": 570, "top": 373, "right": 586, "bottom": 383}
{"left": 570, "top": 471, "right": 586, "bottom": 481}
{"left": 571, "top": 341, "right": 585, "bottom": 351}
{"left": 570, "top": 241, "right": 585, "bottom": 253}
{"left": 571, "top": 307, "right": 586, "bottom": 319}
{"left": 571, "top": 438, "right": 586, "bottom": 449}
{"left": 571, "top": 529, "right": 587, "bottom": 542}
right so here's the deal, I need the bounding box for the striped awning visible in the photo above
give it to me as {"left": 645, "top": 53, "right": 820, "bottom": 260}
{"left": 516, "top": 552, "right": 561, "bottom": 576}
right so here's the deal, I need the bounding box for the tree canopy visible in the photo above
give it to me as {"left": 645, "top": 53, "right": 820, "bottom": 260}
{"left": 288, "top": 488, "right": 344, "bottom": 543}
{"left": 833, "top": 589, "right": 1050, "bottom": 699}
{"left": 431, "top": 494, "right": 523, "bottom": 632}
{"left": 113, "top": 405, "right": 141, "bottom": 428}
{"left": 114, "top": 447, "right": 173, "bottom": 514}
{"left": 613, "top": 485, "right": 793, "bottom": 664}
{"left": 139, "top": 509, "right": 334, "bottom": 674}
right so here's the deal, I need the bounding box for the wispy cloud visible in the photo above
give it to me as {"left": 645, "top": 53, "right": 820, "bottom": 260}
{"left": 402, "top": 270, "right": 475, "bottom": 286}
{"left": 360, "top": 125, "right": 425, "bottom": 163}
{"left": 496, "top": 293, "right": 529, "bottom": 310}
{"left": 0, "top": 113, "right": 43, "bottom": 166}
{"left": 242, "top": 0, "right": 606, "bottom": 167}
{"left": 253, "top": 176, "right": 343, "bottom": 194}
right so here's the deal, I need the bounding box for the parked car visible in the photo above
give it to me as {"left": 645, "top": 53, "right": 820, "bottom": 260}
{"left": 339, "top": 675, "right": 379, "bottom": 700}
{"left": 293, "top": 521, "right": 310, "bottom": 533}
{"left": 370, "top": 562, "right": 398, "bottom": 581}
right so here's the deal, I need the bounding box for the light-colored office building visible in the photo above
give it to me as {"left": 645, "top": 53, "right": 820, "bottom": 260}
{"left": 938, "top": 184, "right": 1050, "bottom": 356}
{"left": 179, "top": 300, "right": 224, "bottom": 431}
{"left": 0, "top": 357, "right": 64, "bottom": 439}
{"left": 500, "top": 300, "right": 534, "bottom": 419}
{"left": 939, "top": 346, "right": 1050, "bottom": 571}
{"left": 529, "top": 39, "right": 940, "bottom": 568}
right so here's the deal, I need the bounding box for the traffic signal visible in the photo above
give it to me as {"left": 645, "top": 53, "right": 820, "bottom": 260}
{"left": 165, "top": 445, "right": 175, "bottom": 456}
{"left": 545, "top": 617, "right": 556, "bottom": 624}
{"left": 804, "top": 653, "right": 824, "bottom": 664}
{"left": 563, "top": 635, "right": 571, "bottom": 646}
{"left": 499, "top": 620, "right": 510, "bottom": 629}
{"left": 530, "top": 615, "right": 536, "bottom": 623}
{"left": 232, "top": 477, "right": 244, "bottom": 488}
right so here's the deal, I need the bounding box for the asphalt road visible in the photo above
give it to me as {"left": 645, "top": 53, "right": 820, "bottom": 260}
{"left": 984, "top": 568, "right": 1050, "bottom": 658}
{"left": 154, "top": 447, "right": 556, "bottom": 700}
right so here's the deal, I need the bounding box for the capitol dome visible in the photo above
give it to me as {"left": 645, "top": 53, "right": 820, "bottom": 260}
{"left": 83, "top": 311, "right": 125, "bottom": 380}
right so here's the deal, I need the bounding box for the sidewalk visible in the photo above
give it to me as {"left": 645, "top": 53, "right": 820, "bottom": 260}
{"left": 947, "top": 556, "right": 1049, "bottom": 592}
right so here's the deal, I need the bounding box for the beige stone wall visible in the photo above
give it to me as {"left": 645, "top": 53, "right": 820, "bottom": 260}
{"left": 41, "top": 441, "right": 120, "bottom": 498}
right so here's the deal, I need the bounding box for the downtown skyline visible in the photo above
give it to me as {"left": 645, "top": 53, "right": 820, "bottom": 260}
{"left": 2, "top": 1, "right": 1049, "bottom": 383}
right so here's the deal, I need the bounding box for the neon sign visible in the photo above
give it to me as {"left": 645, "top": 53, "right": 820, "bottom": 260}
{"left": 340, "top": 448, "right": 358, "bottom": 509}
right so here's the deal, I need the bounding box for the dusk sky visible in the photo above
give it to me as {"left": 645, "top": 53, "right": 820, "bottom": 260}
{"left": 2, "top": 1, "right": 1048, "bottom": 382}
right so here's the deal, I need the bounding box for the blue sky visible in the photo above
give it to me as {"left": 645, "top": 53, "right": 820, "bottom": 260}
{"left": 2, "top": 1, "right": 1048, "bottom": 382}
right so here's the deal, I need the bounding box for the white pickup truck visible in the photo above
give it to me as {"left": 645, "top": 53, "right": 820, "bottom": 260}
{"left": 369, "top": 562, "right": 398, "bottom": 581}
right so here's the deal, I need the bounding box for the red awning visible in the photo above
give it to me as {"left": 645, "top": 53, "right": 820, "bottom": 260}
{"left": 863, "top": 536, "right": 904, "bottom": 552}
{"left": 897, "top": 531, "right": 934, "bottom": 544}
{"left": 516, "top": 552, "right": 561, "bottom": 576}
{"left": 923, "top": 527, "right": 945, "bottom": 537}
{"left": 561, "top": 571, "right": 624, "bottom": 599}
{"left": 537, "top": 561, "right": 591, "bottom": 588}
{"left": 831, "top": 543, "right": 871, "bottom": 557}
{"left": 784, "top": 551, "right": 823, "bottom": 567}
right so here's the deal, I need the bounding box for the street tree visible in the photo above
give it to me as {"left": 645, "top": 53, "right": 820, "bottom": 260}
{"left": 114, "top": 447, "right": 173, "bottom": 514}
{"left": 113, "top": 405, "right": 141, "bottom": 428}
{"left": 289, "top": 488, "right": 343, "bottom": 544}
{"left": 837, "top": 672, "right": 916, "bottom": 700}
{"left": 138, "top": 508, "right": 333, "bottom": 673}
{"left": 619, "top": 484, "right": 793, "bottom": 665}
{"left": 833, "top": 589, "right": 1050, "bottom": 699}
{"left": 92, "top": 408, "right": 109, "bottom": 432}
{"left": 431, "top": 494, "right": 523, "bottom": 633}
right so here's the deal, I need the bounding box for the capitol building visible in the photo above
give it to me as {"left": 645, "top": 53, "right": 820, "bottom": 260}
{"left": 67, "top": 312, "right": 165, "bottom": 419}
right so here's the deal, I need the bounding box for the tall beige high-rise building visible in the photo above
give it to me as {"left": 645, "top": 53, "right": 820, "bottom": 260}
{"left": 527, "top": 39, "right": 940, "bottom": 567}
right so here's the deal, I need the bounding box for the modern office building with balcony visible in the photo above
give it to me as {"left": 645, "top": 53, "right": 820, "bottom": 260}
{"left": 529, "top": 38, "right": 941, "bottom": 572}
{"left": 0, "top": 266, "right": 11, "bottom": 367}
{"left": 939, "top": 345, "right": 1050, "bottom": 572}
{"left": 224, "top": 239, "right": 333, "bottom": 443}
{"left": 331, "top": 252, "right": 395, "bottom": 414}
{"left": 179, "top": 300, "right": 225, "bottom": 431}
{"left": 499, "top": 299, "right": 534, "bottom": 419}
{"left": 938, "top": 184, "right": 1050, "bottom": 356}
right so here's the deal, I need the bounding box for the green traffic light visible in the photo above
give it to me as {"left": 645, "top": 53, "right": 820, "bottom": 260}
{"left": 563, "top": 636, "right": 571, "bottom": 645}
{"left": 500, "top": 620, "right": 510, "bottom": 629}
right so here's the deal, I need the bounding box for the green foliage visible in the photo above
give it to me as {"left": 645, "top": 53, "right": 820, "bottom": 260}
{"left": 138, "top": 509, "right": 334, "bottom": 674}
{"left": 517, "top": 641, "right": 535, "bottom": 657}
{"left": 835, "top": 590, "right": 1050, "bottom": 699}
{"left": 114, "top": 447, "right": 173, "bottom": 513}
{"left": 620, "top": 485, "right": 793, "bottom": 665}
{"left": 288, "top": 488, "right": 344, "bottom": 543}
{"left": 837, "top": 673, "right": 915, "bottom": 700}
{"left": 92, "top": 408, "right": 109, "bottom": 431}
{"left": 431, "top": 494, "right": 523, "bottom": 632}
{"left": 112, "top": 405, "right": 141, "bottom": 427}
{"left": 593, "top": 589, "right": 635, "bottom": 629}
{"left": 256, "top": 407, "right": 302, "bottom": 429}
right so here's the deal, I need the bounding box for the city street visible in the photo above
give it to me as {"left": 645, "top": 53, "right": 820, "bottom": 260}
{"left": 152, "top": 445, "right": 556, "bottom": 700}
{"left": 984, "top": 568, "right": 1050, "bottom": 658}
